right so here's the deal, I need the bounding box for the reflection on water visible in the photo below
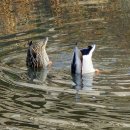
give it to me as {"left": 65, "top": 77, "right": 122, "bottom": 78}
{"left": 72, "top": 73, "right": 95, "bottom": 102}
{"left": 0, "top": 0, "right": 130, "bottom": 130}
{"left": 27, "top": 68, "right": 49, "bottom": 84}
{"left": 82, "top": 73, "right": 95, "bottom": 90}
{"left": 72, "top": 73, "right": 95, "bottom": 91}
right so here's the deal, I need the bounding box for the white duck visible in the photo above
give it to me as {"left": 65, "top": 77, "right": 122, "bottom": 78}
{"left": 71, "top": 44, "right": 96, "bottom": 74}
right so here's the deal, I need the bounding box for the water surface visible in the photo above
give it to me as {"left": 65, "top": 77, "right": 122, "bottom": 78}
{"left": 0, "top": 0, "right": 130, "bottom": 130}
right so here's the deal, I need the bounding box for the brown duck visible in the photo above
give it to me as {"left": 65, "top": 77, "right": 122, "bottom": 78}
{"left": 26, "top": 37, "right": 52, "bottom": 68}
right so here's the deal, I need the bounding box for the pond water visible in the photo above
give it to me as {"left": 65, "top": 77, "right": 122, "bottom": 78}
{"left": 0, "top": 0, "right": 130, "bottom": 130}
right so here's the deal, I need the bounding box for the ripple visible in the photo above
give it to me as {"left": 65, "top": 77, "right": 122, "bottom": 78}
{"left": 0, "top": 0, "right": 130, "bottom": 130}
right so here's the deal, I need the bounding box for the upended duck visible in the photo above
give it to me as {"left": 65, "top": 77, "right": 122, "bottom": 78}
{"left": 71, "top": 44, "right": 99, "bottom": 74}
{"left": 26, "top": 37, "right": 52, "bottom": 69}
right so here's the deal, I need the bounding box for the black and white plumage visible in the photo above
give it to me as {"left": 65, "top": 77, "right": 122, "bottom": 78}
{"left": 71, "top": 44, "right": 96, "bottom": 74}
{"left": 26, "top": 37, "right": 50, "bottom": 69}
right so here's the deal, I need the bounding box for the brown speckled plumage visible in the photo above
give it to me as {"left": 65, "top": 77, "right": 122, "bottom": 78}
{"left": 26, "top": 37, "right": 50, "bottom": 69}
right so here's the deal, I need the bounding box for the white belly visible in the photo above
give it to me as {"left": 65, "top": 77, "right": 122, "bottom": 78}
{"left": 82, "top": 55, "right": 95, "bottom": 74}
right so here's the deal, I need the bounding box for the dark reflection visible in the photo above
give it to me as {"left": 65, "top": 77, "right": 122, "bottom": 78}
{"left": 72, "top": 73, "right": 82, "bottom": 102}
{"left": 72, "top": 74, "right": 82, "bottom": 91}
{"left": 27, "top": 67, "right": 48, "bottom": 83}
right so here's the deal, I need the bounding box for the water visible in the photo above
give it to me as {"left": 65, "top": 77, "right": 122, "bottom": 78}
{"left": 0, "top": 0, "right": 130, "bottom": 130}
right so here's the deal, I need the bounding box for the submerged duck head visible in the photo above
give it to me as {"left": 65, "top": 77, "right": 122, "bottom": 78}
{"left": 71, "top": 44, "right": 96, "bottom": 74}
{"left": 26, "top": 37, "right": 50, "bottom": 68}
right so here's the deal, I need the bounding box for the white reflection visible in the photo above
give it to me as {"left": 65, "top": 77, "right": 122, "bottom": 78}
{"left": 72, "top": 72, "right": 95, "bottom": 91}
{"left": 72, "top": 72, "right": 95, "bottom": 102}
{"left": 82, "top": 73, "right": 95, "bottom": 90}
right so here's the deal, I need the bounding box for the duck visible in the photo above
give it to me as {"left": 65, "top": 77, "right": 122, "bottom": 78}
{"left": 71, "top": 44, "right": 98, "bottom": 74}
{"left": 26, "top": 37, "right": 52, "bottom": 69}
